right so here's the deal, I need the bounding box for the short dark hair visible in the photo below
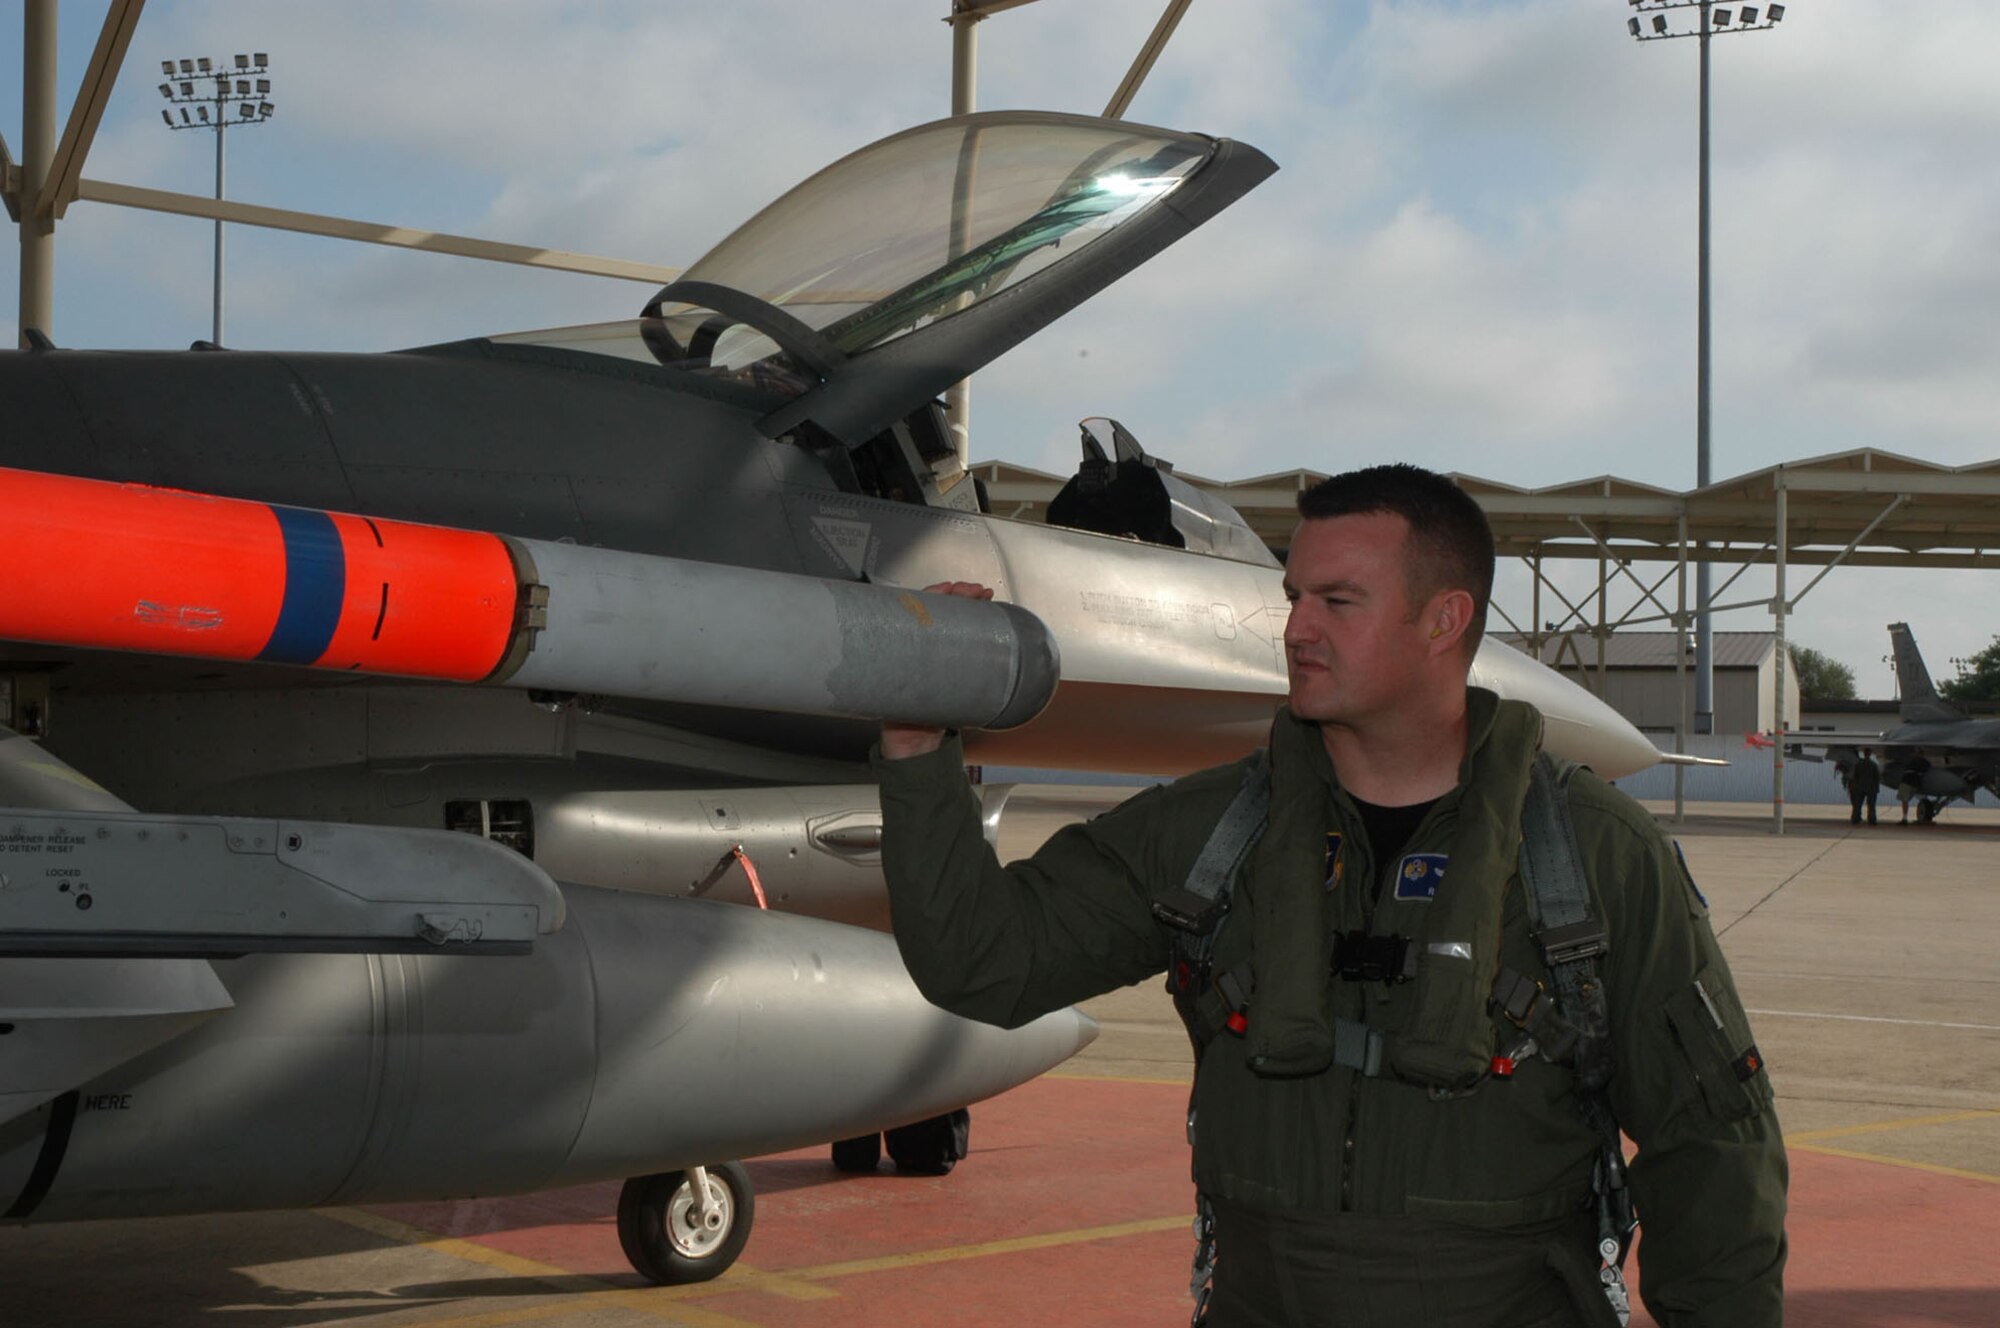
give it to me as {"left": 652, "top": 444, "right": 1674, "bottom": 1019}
{"left": 1295, "top": 463, "right": 1495, "bottom": 655}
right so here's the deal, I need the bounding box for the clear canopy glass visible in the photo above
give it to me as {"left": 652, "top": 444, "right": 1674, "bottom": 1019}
{"left": 640, "top": 114, "right": 1213, "bottom": 394}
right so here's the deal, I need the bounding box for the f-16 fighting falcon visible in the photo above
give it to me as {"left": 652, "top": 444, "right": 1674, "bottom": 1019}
{"left": 2, "top": 111, "right": 1661, "bottom": 1286}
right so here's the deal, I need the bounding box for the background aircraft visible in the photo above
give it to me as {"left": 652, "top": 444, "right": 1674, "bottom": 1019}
{"left": 1, "top": 112, "right": 1660, "bottom": 1284}
{"left": 1789, "top": 622, "right": 1999, "bottom": 821}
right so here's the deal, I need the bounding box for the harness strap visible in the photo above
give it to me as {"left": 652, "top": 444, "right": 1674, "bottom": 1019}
{"left": 1163, "top": 750, "right": 1270, "bottom": 1050}
{"left": 1167, "top": 752, "right": 1271, "bottom": 1328}
{"left": 1519, "top": 753, "right": 1637, "bottom": 1322}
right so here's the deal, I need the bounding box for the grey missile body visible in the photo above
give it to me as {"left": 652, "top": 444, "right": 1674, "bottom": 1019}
{"left": 498, "top": 538, "right": 1062, "bottom": 731}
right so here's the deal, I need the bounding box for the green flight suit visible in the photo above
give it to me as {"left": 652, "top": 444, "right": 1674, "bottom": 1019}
{"left": 874, "top": 688, "right": 1787, "bottom": 1327}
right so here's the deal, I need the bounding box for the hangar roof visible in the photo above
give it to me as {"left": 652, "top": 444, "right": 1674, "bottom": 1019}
{"left": 972, "top": 447, "right": 2000, "bottom": 570}
{"left": 1497, "top": 630, "right": 1779, "bottom": 670}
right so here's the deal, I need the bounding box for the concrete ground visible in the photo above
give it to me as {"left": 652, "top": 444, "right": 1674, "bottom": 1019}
{"left": 4, "top": 793, "right": 1996, "bottom": 1325}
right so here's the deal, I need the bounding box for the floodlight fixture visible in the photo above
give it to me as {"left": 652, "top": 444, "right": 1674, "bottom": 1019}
{"left": 1652, "top": 14, "right": 1667, "bottom": 33}
{"left": 1741, "top": 6, "right": 1759, "bottom": 22}
{"left": 1769, "top": 3, "right": 1784, "bottom": 19}
{"left": 155, "top": 52, "right": 276, "bottom": 347}
{"left": 1630, "top": 16, "right": 1641, "bottom": 35}
{"left": 1714, "top": 8, "right": 1731, "bottom": 23}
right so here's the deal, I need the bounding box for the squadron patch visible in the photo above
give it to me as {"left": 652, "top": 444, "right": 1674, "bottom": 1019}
{"left": 1324, "top": 832, "right": 1345, "bottom": 891}
{"left": 1393, "top": 852, "right": 1448, "bottom": 902}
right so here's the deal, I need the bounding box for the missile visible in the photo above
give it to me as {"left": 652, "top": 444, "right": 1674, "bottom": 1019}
{"left": 0, "top": 467, "right": 1058, "bottom": 730}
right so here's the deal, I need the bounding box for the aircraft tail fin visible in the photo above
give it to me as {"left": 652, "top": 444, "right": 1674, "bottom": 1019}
{"left": 1889, "top": 622, "right": 1969, "bottom": 723}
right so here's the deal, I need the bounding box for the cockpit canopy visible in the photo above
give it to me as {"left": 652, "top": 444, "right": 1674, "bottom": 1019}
{"left": 640, "top": 115, "right": 1212, "bottom": 395}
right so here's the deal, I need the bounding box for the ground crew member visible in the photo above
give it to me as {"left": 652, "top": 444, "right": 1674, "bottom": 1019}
{"left": 1850, "top": 749, "right": 1881, "bottom": 825}
{"left": 875, "top": 464, "right": 1786, "bottom": 1327}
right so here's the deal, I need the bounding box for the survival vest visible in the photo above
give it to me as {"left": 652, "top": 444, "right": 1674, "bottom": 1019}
{"left": 1158, "top": 750, "right": 1638, "bottom": 1327}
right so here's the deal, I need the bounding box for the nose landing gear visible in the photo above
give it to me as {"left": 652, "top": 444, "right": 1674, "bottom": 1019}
{"left": 617, "top": 1160, "right": 754, "bottom": 1284}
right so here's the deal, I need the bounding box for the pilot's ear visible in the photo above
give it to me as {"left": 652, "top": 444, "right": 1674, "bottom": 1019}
{"left": 1427, "top": 589, "right": 1475, "bottom": 655}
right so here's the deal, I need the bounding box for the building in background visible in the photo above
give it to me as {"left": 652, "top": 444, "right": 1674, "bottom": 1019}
{"left": 1498, "top": 631, "right": 1799, "bottom": 736}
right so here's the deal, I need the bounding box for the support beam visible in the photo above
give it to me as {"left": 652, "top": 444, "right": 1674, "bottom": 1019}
{"left": 73, "top": 179, "right": 683, "bottom": 284}
{"left": 1502, "top": 541, "right": 2000, "bottom": 570}
{"left": 1779, "top": 494, "right": 1910, "bottom": 610}
{"left": 1675, "top": 515, "right": 1689, "bottom": 823}
{"left": 945, "top": 4, "right": 981, "bottom": 467}
{"left": 17, "top": 0, "right": 57, "bottom": 347}
{"left": 1596, "top": 539, "right": 1609, "bottom": 699}
{"left": 949, "top": 0, "right": 1041, "bottom": 16}
{"left": 2, "top": 133, "right": 18, "bottom": 221}
{"left": 38, "top": 0, "right": 144, "bottom": 222}
{"left": 1772, "top": 482, "right": 1789, "bottom": 835}
{"left": 1104, "top": 0, "right": 1195, "bottom": 119}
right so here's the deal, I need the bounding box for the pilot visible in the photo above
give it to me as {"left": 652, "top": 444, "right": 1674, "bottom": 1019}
{"left": 1850, "top": 748, "right": 1881, "bottom": 825}
{"left": 874, "top": 463, "right": 1786, "bottom": 1327}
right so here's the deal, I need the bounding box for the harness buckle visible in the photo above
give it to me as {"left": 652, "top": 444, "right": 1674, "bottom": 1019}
{"left": 1537, "top": 919, "right": 1609, "bottom": 967}
{"left": 1491, "top": 969, "right": 1543, "bottom": 1027}
{"left": 1332, "top": 930, "right": 1417, "bottom": 985}
{"left": 1153, "top": 887, "right": 1228, "bottom": 935}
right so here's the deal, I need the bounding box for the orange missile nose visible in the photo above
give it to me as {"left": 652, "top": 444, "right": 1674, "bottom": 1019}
{"left": 0, "top": 467, "right": 518, "bottom": 682}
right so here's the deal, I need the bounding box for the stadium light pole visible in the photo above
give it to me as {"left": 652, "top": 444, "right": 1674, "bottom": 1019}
{"left": 1625, "top": 2, "right": 1785, "bottom": 737}
{"left": 158, "top": 52, "right": 276, "bottom": 345}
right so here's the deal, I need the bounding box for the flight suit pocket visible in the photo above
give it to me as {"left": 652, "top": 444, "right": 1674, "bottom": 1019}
{"left": 1663, "top": 964, "right": 1772, "bottom": 1122}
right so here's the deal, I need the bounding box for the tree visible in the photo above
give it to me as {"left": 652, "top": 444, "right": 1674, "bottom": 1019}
{"left": 1941, "top": 636, "right": 2000, "bottom": 703}
{"left": 1789, "top": 643, "right": 1856, "bottom": 700}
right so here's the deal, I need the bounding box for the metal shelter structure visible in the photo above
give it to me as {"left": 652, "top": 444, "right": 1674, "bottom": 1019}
{"left": 977, "top": 447, "right": 2000, "bottom": 830}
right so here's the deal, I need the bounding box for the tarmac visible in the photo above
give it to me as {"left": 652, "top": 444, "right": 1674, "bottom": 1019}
{"left": 4, "top": 795, "right": 1996, "bottom": 1327}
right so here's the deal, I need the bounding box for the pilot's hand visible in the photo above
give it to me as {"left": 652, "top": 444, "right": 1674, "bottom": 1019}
{"left": 879, "top": 581, "right": 995, "bottom": 760}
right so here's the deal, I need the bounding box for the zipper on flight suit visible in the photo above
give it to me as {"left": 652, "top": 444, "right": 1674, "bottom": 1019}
{"left": 1336, "top": 815, "right": 1374, "bottom": 1212}
{"left": 1336, "top": 800, "right": 1451, "bottom": 1212}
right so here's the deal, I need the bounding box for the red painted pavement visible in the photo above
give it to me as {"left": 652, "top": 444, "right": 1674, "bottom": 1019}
{"left": 367, "top": 1077, "right": 2000, "bottom": 1326}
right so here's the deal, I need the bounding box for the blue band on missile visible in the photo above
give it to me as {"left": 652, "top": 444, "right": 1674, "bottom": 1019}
{"left": 258, "top": 505, "right": 346, "bottom": 664}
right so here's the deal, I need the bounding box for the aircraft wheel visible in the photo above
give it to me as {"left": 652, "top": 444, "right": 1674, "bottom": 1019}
{"left": 617, "top": 1161, "right": 754, "bottom": 1285}
{"left": 831, "top": 1132, "right": 882, "bottom": 1173}
{"left": 1919, "top": 799, "right": 1939, "bottom": 824}
{"left": 885, "top": 1108, "right": 970, "bottom": 1175}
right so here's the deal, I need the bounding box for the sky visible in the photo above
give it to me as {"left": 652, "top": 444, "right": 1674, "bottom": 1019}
{"left": 5, "top": 0, "right": 1998, "bottom": 701}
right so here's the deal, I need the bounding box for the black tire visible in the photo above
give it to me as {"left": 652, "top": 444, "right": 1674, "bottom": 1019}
{"left": 831, "top": 1133, "right": 883, "bottom": 1173}
{"left": 884, "top": 1108, "right": 971, "bottom": 1175}
{"left": 616, "top": 1161, "right": 754, "bottom": 1285}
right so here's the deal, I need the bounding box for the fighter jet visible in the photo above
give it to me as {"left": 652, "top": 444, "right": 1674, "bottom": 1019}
{"left": 0, "top": 112, "right": 1659, "bottom": 1283}
{"left": 1789, "top": 623, "right": 2000, "bottom": 822}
